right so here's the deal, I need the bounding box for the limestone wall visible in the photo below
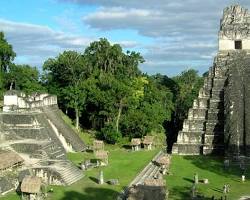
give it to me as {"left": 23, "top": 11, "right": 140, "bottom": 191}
{"left": 218, "top": 5, "right": 250, "bottom": 51}
{"left": 219, "top": 38, "right": 250, "bottom": 51}
{"left": 3, "top": 92, "right": 57, "bottom": 112}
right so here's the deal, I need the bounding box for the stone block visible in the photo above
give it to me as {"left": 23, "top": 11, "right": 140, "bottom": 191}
{"left": 173, "top": 144, "right": 201, "bottom": 155}
{"left": 177, "top": 131, "right": 203, "bottom": 144}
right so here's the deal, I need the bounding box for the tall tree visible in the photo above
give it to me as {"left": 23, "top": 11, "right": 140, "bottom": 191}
{"left": 0, "top": 32, "right": 16, "bottom": 73}
{"left": 0, "top": 32, "right": 16, "bottom": 98}
{"left": 43, "top": 50, "right": 86, "bottom": 129}
{"left": 5, "top": 64, "right": 45, "bottom": 94}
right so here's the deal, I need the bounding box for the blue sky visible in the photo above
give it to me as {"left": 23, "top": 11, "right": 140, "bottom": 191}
{"left": 1, "top": 0, "right": 250, "bottom": 76}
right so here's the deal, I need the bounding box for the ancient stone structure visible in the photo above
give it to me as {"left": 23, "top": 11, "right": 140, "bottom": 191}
{"left": 219, "top": 5, "right": 250, "bottom": 51}
{"left": 131, "top": 138, "right": 141, "bottom": 151}
{"left": 3, "top": 90, "right": 57, "bottom": 112}
{"left": 20, "top": 176, "right": 42, "bottom": 200}
{"left": 127, "top": 179, "right": 168, "bottom": 200}
{"left": 0, "top": 90, "right": 86, "bottom": 195}
{"left": 142, "top": 136, "right": 154, "bottom": 150}
{"left": 172, "top": 5, "right": 250, "bottom": 157}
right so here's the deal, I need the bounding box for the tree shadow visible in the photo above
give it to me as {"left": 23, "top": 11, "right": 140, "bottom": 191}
{"left": 183, "top": 177, "right": 194, "bottom": 183}
{"left": 122, "top": 144, "right": 131, "bottom": 150}
{"left": 89, "top": 176, "right": 99, "bottom": 184}
{"left": 182, "top": 155, "right": 250, "bottom": 178}
{"left": 211, "top": 187, "right": 223, "bottom": 193}
{"left": 169, "top": 185, "right": 212, "bottom": 200}
{"left": 60, "top": 187, "right": 119, "bottom": 200}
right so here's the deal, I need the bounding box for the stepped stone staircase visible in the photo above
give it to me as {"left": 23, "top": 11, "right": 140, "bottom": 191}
{"left": 118, "top": 151, "right": 164, "bottom": 199}
{"left": 42, "top": 106, "right": 85, "bottom": 152}
{"left": 172, "top": 52, "right": 234, "bottom": 155}
{"left": 54, "top": 161, "right": 84, "bottom": 185}
{"left": 33, "top": 160, "right": 83, "bottom": 185}
{"left": 0, "top": 106, "right": 85, "bottom": 185}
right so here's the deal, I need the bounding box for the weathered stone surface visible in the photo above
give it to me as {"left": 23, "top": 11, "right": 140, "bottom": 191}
{"left": 0, "top": 91, "right": 86, "bottom": 187}
{"left": 173, "top": 5, "right": 250, "bottom": 156}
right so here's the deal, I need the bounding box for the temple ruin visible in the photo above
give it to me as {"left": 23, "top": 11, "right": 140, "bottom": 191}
{"left": 0, "top": 90, "right": 86, "bottom": 195}
{"left": 172, "top": 5, "right": 250, "bottom": 158}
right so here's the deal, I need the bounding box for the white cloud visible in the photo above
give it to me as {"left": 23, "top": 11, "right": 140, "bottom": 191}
{"left": 0, "top": 18, "right": 140, "bottom": 69}
{"left": 0, "top": 18, "right": 94, "bottom": 67}
{"left": 61, "top": 0, "right": 250, "bottom": 74}
{"left": 85, "top": 7, "right": 152, "bottom": 20}
{"left": 0, "top": 19, "right": 87, "bottom": 67}
{"left": 114, "top": 40, "right": 139, "bottom": 48}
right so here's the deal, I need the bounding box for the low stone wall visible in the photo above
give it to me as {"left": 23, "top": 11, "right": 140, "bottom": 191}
{"left": 33, "top": 168, "right": 63, "bottom": 185}
{"left": 3, "top": 92, "right": 57, "bottom": 112}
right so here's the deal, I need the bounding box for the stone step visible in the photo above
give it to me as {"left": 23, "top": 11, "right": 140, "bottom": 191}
{"left": 55, "top": 153, "right": 65, "bottom": 159}
{"left": 50, "top": 149, "right": 64, "bottom": 155}
{"left": 207, "top": 110, "right": 224, "bottom": 121}
{"left": 182, "top": 119, "right": 205, "bottom": 132}
{"left": 177, "top": 131, "right": 203, "bottom": 144}
{"left": 209, "top": 100, "right": 223, "bottom": 109}
{"left": 202, "top": 145, "right": 224, "bottom": 155}
{"left": 204, "top": 134, "right": 224, "bottom": 144}
{"left": 193, "top": 98, "right": 209, "bottom": 109}
{"left": 210, "top": 89, "right": 224, "bottom": 100}
{"left": 188, "top": 108, "right": 207, "bottom": 120}
{"left": 54, "top": 162, "right": 84, "bottom": 185}
{"left": 129, "top": 151, "right": 163, "bottom": 186}
{"left": 172, "top": 143, "right": 201, "bottom": 155}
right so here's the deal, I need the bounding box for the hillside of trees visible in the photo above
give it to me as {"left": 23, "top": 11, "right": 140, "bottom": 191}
{"left": 0, "top": 32, "right": 204, "bottom": 147}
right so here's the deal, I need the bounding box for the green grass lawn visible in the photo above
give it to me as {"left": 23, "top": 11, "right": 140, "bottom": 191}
{"left": 0, "top": 148, "right": 159, "bottom": 200}
{"left": 166, "top": 155, "right": 250, "bottom": 200}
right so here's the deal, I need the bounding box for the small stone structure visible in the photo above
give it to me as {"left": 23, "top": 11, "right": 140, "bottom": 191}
{"left": 21, "top": 176, "right": 42, "bottom": 200}
{"left": 3, "top": 90, "right": 57, "bottom": 112}
{"left": 172, "top": 5, "right": 250, "bottom": 157}
{"left": 127, "top": 178, "right": 168, "bottom": 200}
{"left": 131, "top": 138, "right": 141, "bottom": 151}
{"left": 219, "top": 5, "right": 250, "bottom": 51}
{"left": 93, "top": 140, "right": 104, "bottom": 152}
{"left": 142, "top": 136, "right": 154, "bottom": 150}
{"left": 95, "top": 150, "right": 108, "bottom": 166}
{"left": 156, "top": 155, "right": 171, "bottom": 175}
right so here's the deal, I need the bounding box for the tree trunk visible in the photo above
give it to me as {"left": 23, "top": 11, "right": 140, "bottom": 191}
{"left": 75, "top": 108, "right": 79, "bottom": 130}
{"left": 116, "top": 100, "right": 123, "bottom": 132}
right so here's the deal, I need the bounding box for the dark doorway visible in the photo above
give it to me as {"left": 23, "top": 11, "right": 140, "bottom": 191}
{"left": 235, "top": 40, "right": 242, "bottom": 49}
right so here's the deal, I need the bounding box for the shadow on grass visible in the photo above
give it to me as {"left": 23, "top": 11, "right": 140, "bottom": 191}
{"left": 60, "top": 187, "right": 119, "bottom": 200}
{"left": 183, "top": 177, "right": 194, "bottom": 183}
{"left": 211, "top": 187, "right": 223, "bottom": 193}
{"left": 89, "top": 176, "right": 99, "bottom": 184}
{"left": 122, "top": 144, "right": 131, "bottom": 150}
{"left": 182, "top": 155, "right": 248, "bottom": 178}
{"left": 170, "top": 185, "right": 214, "bottom": 200}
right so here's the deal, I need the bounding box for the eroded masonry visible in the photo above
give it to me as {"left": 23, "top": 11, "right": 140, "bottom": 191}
{"left": 173, "top": 5, "right": 250, "bottom": 158}
{"left": 0, "top": 91, "right": 85, "bottom": 195}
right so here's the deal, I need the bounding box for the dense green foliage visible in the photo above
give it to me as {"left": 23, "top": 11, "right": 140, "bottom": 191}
{"left": 4, "top": 64, "right": 45, "bottom": 94}
{"left": 0, "top": 32, "right": 203, "bottom": 144}
{"left": 0, "top": 32, "right": 45, "bottom": 98}
{"left": 0, "top": 32, "right": 16, "bottom": 73}
{"left": 0, "top": 32, "right": 16, "bottom": 98}
{"left": 43, "top": 38, "right": 176, "bottom": 143}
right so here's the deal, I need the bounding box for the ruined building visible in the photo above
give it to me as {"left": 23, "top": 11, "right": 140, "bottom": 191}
{"left": 0, "top": 91, "right": 86, "bottom": 194}
{"left": 172, "top": 5, "right": 250, "bottom": 157}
